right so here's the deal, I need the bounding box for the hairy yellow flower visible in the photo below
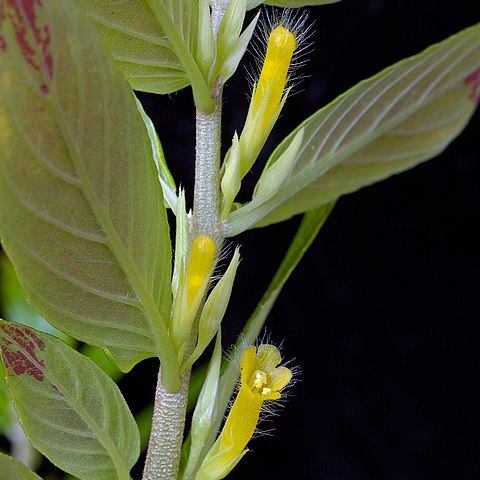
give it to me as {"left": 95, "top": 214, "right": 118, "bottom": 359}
{"left": 197, "top": 344, "right": 292, "bottom": 479}
{"left": 251, "top": 26, "right": 297, "bottom": 133}
{"left": 221, "top": 13, "right": 310, "bottom": 216}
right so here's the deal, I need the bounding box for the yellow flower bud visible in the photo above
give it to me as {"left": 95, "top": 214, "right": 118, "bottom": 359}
{"left": 239, "top": 24, "right": 298, "bottom": 175}
{"left": 251, "top": 26, "right": 297, "bottom": 132}
{"left": 186, "top": 234, "right": 217, "bottom": 307}
{"left": 220, "top": 21, "right": 302, "bottom": 216}
{"left": 170, "top": 234, "right": 217, "bottom": 358}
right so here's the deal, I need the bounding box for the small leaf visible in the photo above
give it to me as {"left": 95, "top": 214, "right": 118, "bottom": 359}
{"left": 143, "top": 0, "right": 213, "bottom": 111}
{"left": 172, "top": 190, "right": 189, "bottom": 301}
{"left": 196, "top": 0, "right": 215, "bottom": 78}
{"left": 0, "top": 452, "right": 42, "bottom": 480}
{"left": 213, "top": 0, "right": 259, "bottom": 85}
{"left": 0, "top": 0, "right": 178, "bottom": 384}
{"left": 136, "top": 98, "right": 178, "bottom": 211}
{"left": 182, "top": 334, "right": 223, "bottom": 480}
{"left": 226, "top": 22, "right": 480, "bottom": 235}
{"left": 0, "top": 321, "right": 139, "bottom": 480}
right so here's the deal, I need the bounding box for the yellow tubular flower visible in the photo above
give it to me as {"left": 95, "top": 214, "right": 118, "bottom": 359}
{"left": 197, "top": 345, "right": 292, "bottom": 479}
{"left": 221, "top": 24, "right": 298, "bottom": 216}
{"left": 251, "top": 26, "right": 297, "bottom": 131}
{"left": 186, "top": 234, "right": 217, "bottom": 307}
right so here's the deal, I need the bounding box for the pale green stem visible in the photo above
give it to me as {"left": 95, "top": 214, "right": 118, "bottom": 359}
{"left": 143, "top": 368, "right": 190, "bottom": 480}
{"left": 143, "top": 2, "right": 229, "bottom": 479}
{"left": 193, "top": 0, "right": 229, "bottom": 237}
{"left": 193, "top": 103, "right": 223, "bottom": 237}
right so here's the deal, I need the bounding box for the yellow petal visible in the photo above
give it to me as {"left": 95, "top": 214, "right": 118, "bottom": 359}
{"left": 240, "top": 346, "right": 257, "bottom": 385}
{"left": 269, "top": 366, "right": 292, "bottom": 392}
{"left": 255, "top": 344, "right": 282, "bottom": 372}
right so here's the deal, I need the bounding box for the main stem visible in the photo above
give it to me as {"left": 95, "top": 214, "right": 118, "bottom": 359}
{"left": 143, "top": 2, "right": 227, "bottom": 479}
{"left": 193, "top": 101, "right": 222, "bottom": 237}
{"left": 193, "top": 0, "right": 227, "bottom": 238}
{"left": 143, "top": 369, "right": 190, "bottom": 480}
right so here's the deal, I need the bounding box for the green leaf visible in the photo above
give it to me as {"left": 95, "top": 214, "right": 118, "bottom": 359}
{"left": 0, "top": 321, "right": 139, "bottom": 480}
{"left": 0, "top": 254, "right": 73, "bottom": 344}
{"left": 0, "top": 452, "right": 42, "bottom": 480}
{"left": 0, "top": 0, "right": 178, "bottom": 383}
{"left": 78, "top": 0, "right": 213, "bottom": 110}
{"left": 226, "top": 22, "right": 480, "bottom": 236}
{"left": 75, "top": 0, "right": 189, "bottom": 95}
{"left": 143, "top": 0, "right": 213, "bottom": 111}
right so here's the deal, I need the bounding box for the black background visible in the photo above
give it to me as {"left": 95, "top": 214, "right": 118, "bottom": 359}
{"left": 137, "top": 1, "right": 480, "bottom": 479}
{"left": 2, "top": 1, "right": 480, "bottom": 479}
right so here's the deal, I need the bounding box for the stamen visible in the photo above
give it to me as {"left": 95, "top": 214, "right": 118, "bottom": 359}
{"left": 253, "top": 370, "right": 268, "bottom": 389}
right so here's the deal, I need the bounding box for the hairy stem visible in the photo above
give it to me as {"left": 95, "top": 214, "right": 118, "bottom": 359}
{"left": 142, "top": 368, "right": 190, "bottom": 480}
{"left": 193, "top": 0, "right": 228, "bottom": 237}
{"left": 193, "top": 103, "right": 222, "bottom": 237}
{"left": 143, "top": 2, "right": 228, "bottom": 478}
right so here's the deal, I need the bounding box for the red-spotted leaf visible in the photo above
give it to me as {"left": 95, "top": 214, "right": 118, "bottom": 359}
{"left": 0, "top": 320, "right": 139, "bottom": 480}
{"left": 0, "top": 451, "right": 42, "bottom": 479}
{"left": 0, "top": 0, "right": 177, "bottom": 380}
{"left": 226, "top": 22, "right": 480, "bottom": 235}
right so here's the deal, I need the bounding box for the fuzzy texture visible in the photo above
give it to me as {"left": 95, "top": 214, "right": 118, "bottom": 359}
{"left": 197, "top": 344, "right": 292, "bottom": 479}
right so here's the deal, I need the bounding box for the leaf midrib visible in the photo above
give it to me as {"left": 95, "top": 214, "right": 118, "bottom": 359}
{"left": 46, "top": 12, "right": 177, "bottom": 376}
